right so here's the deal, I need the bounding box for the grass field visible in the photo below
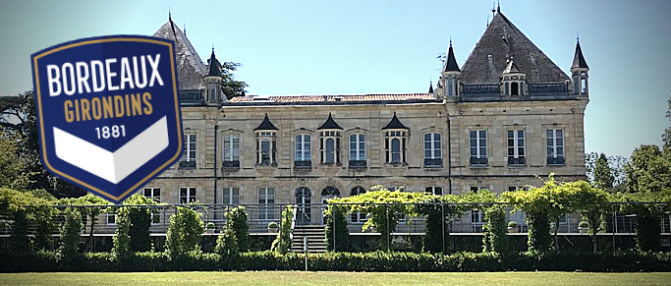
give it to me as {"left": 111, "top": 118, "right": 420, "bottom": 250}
{"left": 1, "top": 272, "right": 670, "bottom": 286}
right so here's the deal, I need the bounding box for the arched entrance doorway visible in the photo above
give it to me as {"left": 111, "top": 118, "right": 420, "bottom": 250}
{"left": 295, "top": 187, "right": 311, "bottom": 225}
{"left": 321, "top": 186, "right": 340, "bottom": 224}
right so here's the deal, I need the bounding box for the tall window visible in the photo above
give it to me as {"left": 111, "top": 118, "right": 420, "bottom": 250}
{"left": 223, "top": 134, "right": 240, "bottom": 168}
{"left": 256, "top": 131, "right": 276, "bottom": 165}
{"left": 294, "top": 134, "right": 311, "bottom": 168}
{"left": 320, "top": 131, "right": 341, "bottom": 164}
{"left": 469, "top": 130, "right": 487, "bottom": 166}
{"left": 179, "top": 187, "right": 196, "bottom": 204}
{"left": 471, "top": 209, "right": 485, "bottom": 224}
{"left": 349, "top": 134, "right": 366, "bottom": 167}
{"left": 425, "top": 186, "right": 443, "bottom": 196}
{"left": 547, "top": 129, "right": 565, "bottom": 165}
{"left": 448, "top": 79, "right": 454, "bottom": 96}
{"left": 507, "top": 130, "right": 525, "bottom": 165}
{"left": 258, "top": 187, "right": 275, "bottom": 220}
{"left": 350, "top": 186, "right": 367, "bottom": 223}
{"left": 223, "top": 187, "right": 240, "bottom": 205}
{"left": 424, "top": 133, "right": 442, "bottom": 167}
{"left": 385, "top": 131, "right": 406, "bottom": 164}
{"left": 144, "top": 188, "right": 161, "bottom": 224}
{"left": 180, "top": 134, "right": 197, "bottom": 169}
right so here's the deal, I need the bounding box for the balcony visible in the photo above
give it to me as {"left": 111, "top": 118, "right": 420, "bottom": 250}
{"left": 222, "top": 160, "right": 240, "bottom": 170}
{"left": 507, "top": 157, "right": 526, "bottom": 166}
{"left": 469, "top": 157, "right": 488, "bottom": 166}
{"left": 423, "top": 158, "right": 443, "bottom": 168}
{"left": 179, "top": 161, "right": 196, "bottom": 170}
{"left": 294, "top": 160, "right": 312, "bottom": 169}
{"left": 348, "top": 160, "right": 367, "bottom": 169}
{"left": 547, "top": 156, "right": 566, "bottom": 166}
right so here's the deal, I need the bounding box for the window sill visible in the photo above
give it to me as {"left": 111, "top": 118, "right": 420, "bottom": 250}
{"left": 506, "top": 164, "right": 526, "bottom": 168}
{"left": 469, "top": 164, "right": 489, "bottom": 168}
{"left": 547, "top": 164, "right": 566, "bottom": 167}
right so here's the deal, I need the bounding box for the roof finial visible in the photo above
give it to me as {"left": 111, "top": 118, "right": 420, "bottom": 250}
{"left": 497, "top": 0, "right": 500, "bottom": 13}
{"left": 492, "top": 2, "right": 496, "bottom": 16}
{"left": 577, "top": 32, "right": 580, "bottom": 43}
{"left": 449, "top": 35, "right": 452, "bottom": 47}
{"left": 487, "top": 14, "right": 489, "bottom": 27}
{"left": 184, "top": 23, "right": 186, "bottom": 36}
{"left": 168, "top": 6, "right": 171, "bottom": 20}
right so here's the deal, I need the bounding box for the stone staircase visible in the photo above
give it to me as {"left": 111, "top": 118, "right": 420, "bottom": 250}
{"left": 292, "top": 225, "right": 327, "bottom": 253}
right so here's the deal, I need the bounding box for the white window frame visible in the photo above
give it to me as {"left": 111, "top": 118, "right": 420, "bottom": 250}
{"left": 320, "top": 130, "right": 341, "bottom": 164}
{"left": 385, "top": 130, "right": 406, "bottom": 164}
{"left": 256, "top": 131, "right": 276, "bottom": 165}
{"left": 547, "top": 129, "right": 565, "bottom": 159}
{"left": 350, "top": 186, "right": 367, "bottom": 223}
{"left": 425, "top": 186, "right": 443, "bottom": 196}
{"left": 424, "top": 133, "right": 442, "bottom": 159}
{"left": 182, "top": 134, "right": 197, "bottom": 162}
{"left": 223, "top": 187, "right": 240, "bottom": 206}
{"left": 295, "top": 134, "right": 311, "bottom": 162}
{"left": 106, "top": 213, "right": 117, "bottom": 225}
{"left": 258, "top": 187, "right": 275, "bottom": 220}
{"left": 223, "top": 134, "right": 240, "bottom": 162}
{"left": 469, "top": 130, "right": 487, "bottom": 159}
{"left": 179, "top": 187, "right": 197, "bottom": 204}
{"left": 349, "top": 134, "right": 366, "bottom": 161}
{"left": 144, "top": 188, "right": 161, "bottom": 203}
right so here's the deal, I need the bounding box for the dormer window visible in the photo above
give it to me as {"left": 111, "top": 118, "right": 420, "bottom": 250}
{"left": 501, "top": 59, "right": 525, "bottom": 96}
{"left": 253, "top": 114, "right": 279, "bottom": 166}
{"left": 317, "top": 113, "right": 343, "bottom": 165}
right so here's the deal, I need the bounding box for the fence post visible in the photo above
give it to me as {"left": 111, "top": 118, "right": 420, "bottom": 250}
{"left": 304, "top": 236, "right": 308, "bottom": 271}
{"left": 612, "top": 205, "right": 616, "bottom": 252}
{"left": 332, "top": 205, "right": 336, "bottom": 252}
{"left": 279, "top": 204, "right": 283, "bottom": 252}
{"left": 386, "top": 203, "right": 390, "bottom": 251}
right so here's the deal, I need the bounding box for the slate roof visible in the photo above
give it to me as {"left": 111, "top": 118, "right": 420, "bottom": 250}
{"left": 207, "top": 49, "right": 222, "bottom": 77}
{"left": 443, "top": 42, "right": 461, "bottom": 72}
{"left": 460, "top": 12, "right": 570, "bottom": 85}
{"left": 382, "top": 112, "right": 409, "bottom": 130}
{"left": 153, "top": 17, "right": 206, "bottom": 90}
{"left": 254, "top": 114, "right": 279, "bottom": 131}
{"left": 571, "top": 40, "right": 589, "bottom": 70}
{"left": 502, "top": 59, "right": 521, "bottom": 74}
{"left": 228, "top": 93, "right": 438, "bottom": 104}
{"left": 318, "top": 113, "right": 343, "bottom": 130}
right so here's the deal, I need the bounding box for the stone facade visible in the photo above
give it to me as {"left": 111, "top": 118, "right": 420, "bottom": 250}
{"left": 137, "top": 11, "right": 589, "bottom": 228}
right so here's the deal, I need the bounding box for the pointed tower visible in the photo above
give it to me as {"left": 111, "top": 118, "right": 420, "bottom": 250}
{"left": 439, "top": 40, "right": 461, "bottom": 98}
{"left": 204, "top": 47, "right": 223, "bottom": 104}
{"left": 428, "top": 80, "right": 434, "bottom": 94}
{"left": 571, "top": 39, "right": 589, "bottom": 95}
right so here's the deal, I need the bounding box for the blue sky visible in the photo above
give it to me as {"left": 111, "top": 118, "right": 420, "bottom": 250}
{"left": 1, "top": 0, "right": 669, "bottom": 157}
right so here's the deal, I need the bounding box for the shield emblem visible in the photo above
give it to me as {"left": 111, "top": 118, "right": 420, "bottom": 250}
{"left": 31, "top": 35, "right": 183, "bottom": 204}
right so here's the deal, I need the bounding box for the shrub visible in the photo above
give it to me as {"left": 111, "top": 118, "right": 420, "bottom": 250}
{"left": 227, "top": 206, "right": 249, "bottom": 252}
{"left": 58, "top": 208, "right": 82, "bottom": 260}
{"left": 165, "top": 206, "right": 204, "bottom": 258}
{"left": 215, "top": 219, "right": 238, "bottom": 258}
{"left": 482, "top": 205, "right": 508, "bottom": 254}
{"left": 579, "top": 221, "right": 589, "bottom": 228}
{"left": 125, "top": 194, "right": 156, "bottom": 252}
{"left": 508, "top": 221, "right": 518, "bottom": 228}
{"left": 324, "top": 204, "right": 350, "bottom": 252}
{"left": 112, "top": 207, "right": 131, "bottom": 258}
{"left": 206, "top": 222, "right": 216, "bottom": 229}
{"left": 267, "top": 222, "right": 278, "bottom": 228}
{"left": 271, "top": 206, "right": 293, "bottom": 254}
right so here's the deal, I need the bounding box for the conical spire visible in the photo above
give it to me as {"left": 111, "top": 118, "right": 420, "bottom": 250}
{"left": 207, "top": 46, "right": 222, "bottom": 77}
{"left": 254, "top": 114, "right": 278, "bottom": 131}
{"left": 382, "top": 112, "right": 409, "bottom": 130}
{"left": 571, "top": 39, "right": 589, "bottom": 70}
{"left": 443, "top": 40, "right": 460, "bottom": 72}
{"left": 428, "top": 80, "right": 434, "bottom": 93}
{"left": 318, "top": 113, "right": 343, "bottom": 130}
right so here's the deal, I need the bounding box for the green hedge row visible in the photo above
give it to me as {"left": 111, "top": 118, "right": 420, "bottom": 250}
{"left": 1, "top": 251, "right": 670, "bottom": 272}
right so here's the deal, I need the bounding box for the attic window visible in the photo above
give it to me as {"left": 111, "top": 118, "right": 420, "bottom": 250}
{"left": 511, "top": 82, "right": 519, "bottom": 96}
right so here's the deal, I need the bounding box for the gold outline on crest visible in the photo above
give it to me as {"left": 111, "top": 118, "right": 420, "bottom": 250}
{"left": 32, "top": 37, "right": 183, "bottom": 202}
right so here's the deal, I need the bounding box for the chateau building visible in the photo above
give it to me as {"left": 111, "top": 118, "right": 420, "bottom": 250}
{"left": 143, "top": 10, "right": 589, "bottom": 228}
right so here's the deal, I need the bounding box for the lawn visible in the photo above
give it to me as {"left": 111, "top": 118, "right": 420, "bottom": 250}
{"left": 1, "top": 272, "right": 670, "bottom": 286}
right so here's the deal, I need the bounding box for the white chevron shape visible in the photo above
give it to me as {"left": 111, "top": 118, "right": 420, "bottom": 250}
{"left": 53, "top": 116, "right": 169, "bottom": 184}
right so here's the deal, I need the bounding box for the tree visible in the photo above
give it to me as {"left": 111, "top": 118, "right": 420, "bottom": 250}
{"left": 124, "top": 194, "right": 160, "bottom": 252}
{"left": 625, "top": 145, "right": 671, "bottom": 193}
{"left": 0, "top": 92, "right": 85, "bottom": 198}
{"left": 324, "top": 204, "right": 350, "bottom": 252}
{"left": 663, "top": 94, "right": 671, "bottom": 150}
{"left": 593, "top": 153, "right": 614, "bottom": 191}
{"left": 58, "top": 194, "right": 110, "bottom": 252}
{"left": 58, "top": 208, "right": 83, "bottom": 260}
{"left": 215, "top": 218, "right": 238, "bottom": 258}
{"left": 567, "top": 181, "right": 610, "bottom": 252}
{"left": 271, "top": 206, "right": 293, "bottom": 254}
{"left": 226, "top": 206, "right": 249, "bottom": 252}
{"left": 220, "top": 62, "right": 249, "bottom": 99}
{"left": 0, "top": 130, "right": 30, "bottom": 190}
{"left": 112, "top": 207, "right": 131, "bottom": 258}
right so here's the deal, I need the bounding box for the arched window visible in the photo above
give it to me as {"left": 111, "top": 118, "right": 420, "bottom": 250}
{"left": 321, "top": 186, "right": 341, "bottom": 225}
{"left": 256, "top": 131, "right": 276, "bottom": 165}
{"left": 350, "top": 186, "right": 367, "bottom": 223}
{"left": 511, "top": 82, "right": 519, "bottom": 96}
{"left": 320, "top": 130, "right": 341, "bottom": 164}
{"left": 325, "top": 138, "right": 335, "bottom": 163}
{"left": 391, "top": 138, "right": 401, "bottom": 163}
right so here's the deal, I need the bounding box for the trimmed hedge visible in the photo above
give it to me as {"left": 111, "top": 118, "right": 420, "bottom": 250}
{"left": 1, "top": 250, "right": 670, "bottom": 272}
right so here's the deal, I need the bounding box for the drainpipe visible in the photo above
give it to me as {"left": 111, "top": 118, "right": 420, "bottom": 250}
{"left": 446, "top": 115, "right": 452, "bottom": 194}
{"left": 214, "top": 124, "right": 218, "bottom": 220}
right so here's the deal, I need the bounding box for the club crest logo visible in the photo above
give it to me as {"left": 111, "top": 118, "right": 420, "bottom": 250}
{"left": 31, "top": 35, "right": 183, "bottom": 204}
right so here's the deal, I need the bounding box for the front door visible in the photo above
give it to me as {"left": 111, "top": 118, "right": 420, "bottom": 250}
{"left": 295, "top": 187, "right": 311, "bottom": 225}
